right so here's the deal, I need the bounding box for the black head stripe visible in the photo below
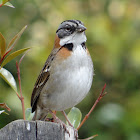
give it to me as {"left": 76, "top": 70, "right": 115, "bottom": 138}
{"left": 56, "top": 20, "right": 78, "bottom": 33}
{"left": 61, "top": 20, "right": 79, "bottom": 26}
{"left": 56, "top": 20, "right": 85, "bottom": 38}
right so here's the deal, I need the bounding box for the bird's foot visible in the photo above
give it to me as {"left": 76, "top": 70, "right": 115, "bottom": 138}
{"left": 61, "top": 111, "right": 78, "bottom": 139}
{"left": 49, "top": 110, "right": 70, "bottom": 136}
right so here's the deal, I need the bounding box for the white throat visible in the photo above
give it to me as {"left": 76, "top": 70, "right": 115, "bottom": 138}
{"left": 59, "top": 32, "right": 87, "bottom": 47}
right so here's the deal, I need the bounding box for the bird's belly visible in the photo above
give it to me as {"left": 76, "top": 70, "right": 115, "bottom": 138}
{"left": 41, "top": 47, "right": 93, "bottom": 111}
{"left": 41, "top": 66, "right": 92, "bottom": 111}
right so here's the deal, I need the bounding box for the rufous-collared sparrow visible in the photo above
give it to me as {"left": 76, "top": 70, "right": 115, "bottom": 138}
{"left": 31, "top": 20, "right": 94, "bottom": 120}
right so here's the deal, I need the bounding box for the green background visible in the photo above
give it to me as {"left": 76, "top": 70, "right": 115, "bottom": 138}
{"left": 0, "top": 0, "right": 140, "bottom": 139}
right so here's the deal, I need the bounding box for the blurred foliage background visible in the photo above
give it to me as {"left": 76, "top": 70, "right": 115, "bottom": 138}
{"left": 0, "top": 0, "right": 140, "bottom": 139}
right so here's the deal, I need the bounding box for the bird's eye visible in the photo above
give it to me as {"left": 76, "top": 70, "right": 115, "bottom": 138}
{"left": 65, "top": 25, "right": 71, "bottom": 32}
{"left": 66, "top": 27, "right": 71, "bottom": 31}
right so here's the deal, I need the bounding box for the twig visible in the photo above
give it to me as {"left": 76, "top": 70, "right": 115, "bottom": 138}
{"left": 15, "top": 91, "right": 20, "bottom": 99}
{"left": 19, "top": 53, "right": 26, "bottom": 65}
{"left": 0, "top": 49, "right": 12, "bottom": 65}
{"left": 77, "top": 83, "right": 107, "bottom": 130}
{"left": 61, "top": 111, "right": 73, "bottom": 127}
{"left": 15, "top": 54, "right": 27, "bottom": 120}
{"left": 79, "top": 134, "right": 98, "bottom": 140}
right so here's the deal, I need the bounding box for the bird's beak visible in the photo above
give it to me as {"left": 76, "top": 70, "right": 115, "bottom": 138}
{"left": 77, "top": 24, "right": 87, "bottom": 32}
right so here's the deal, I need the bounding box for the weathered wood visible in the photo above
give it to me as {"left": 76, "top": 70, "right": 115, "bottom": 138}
{"left": 0, "top": 120, "right": 77, "bottom": 140}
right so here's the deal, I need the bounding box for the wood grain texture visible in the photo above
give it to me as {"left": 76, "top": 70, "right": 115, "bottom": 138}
{"left": 0, "top": 120, "right": 77, "bottom": 140}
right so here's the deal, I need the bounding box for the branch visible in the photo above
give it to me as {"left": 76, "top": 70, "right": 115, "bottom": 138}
{"left": 79, "top": 134, "right": 98, "bottom": 140}
{"left": 15, "top": 54, "right": 26, "bottom": 120}
{"left": 77, "top": 83, "right": 107, "bottom": 130}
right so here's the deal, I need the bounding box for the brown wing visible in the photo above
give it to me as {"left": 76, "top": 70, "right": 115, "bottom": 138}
{"left": 31, "top": 52, "right": 56, "bottom": 113}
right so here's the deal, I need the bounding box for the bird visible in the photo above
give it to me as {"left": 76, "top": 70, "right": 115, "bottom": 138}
{"left": 31, "top": 20, "right": 94, "bottom": 121}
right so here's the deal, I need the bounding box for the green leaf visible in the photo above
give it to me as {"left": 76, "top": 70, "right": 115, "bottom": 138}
{"left": 25, "top": 108, "right": 34, "bottom": 121}
{"left": 2, "top": 0, "right": 9, "bottom": 4}
{"left": 0, "top": 33, "right": 6, "bottom": 57}
{"left": 0, "top": 0, "right": 14, "bottom": 8}
{"left": 1, "top": 48, "right": 30, "bottom": 67}
{"left": 0, "top": 0, "right": 8, "bottom": 5}
{"left": 4, "top": 2, "right": 14, "bottom": 8}
{"left": 0, "top": 67, "right": 17, "bottom": 92}
{"left": 67, "top": 107, "right": 82, "bottom": 129}
{"left": 7, "top": 25, "right": 27, "bottom": 51}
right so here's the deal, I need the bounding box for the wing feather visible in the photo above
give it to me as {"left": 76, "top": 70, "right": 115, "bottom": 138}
{"left": 31, "top": 46, "right": 62, "bottom": 112}
{"left": 31, "top": 53, "right": 54, "bottom": 112}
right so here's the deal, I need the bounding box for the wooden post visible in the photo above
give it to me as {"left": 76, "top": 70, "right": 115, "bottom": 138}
{"left": 0, "top": 120, "right": 77, "bottom": 140}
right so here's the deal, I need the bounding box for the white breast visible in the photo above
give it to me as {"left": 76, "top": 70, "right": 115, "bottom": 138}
{"left": 41, "top": 33, "right": 93, "bottom": 111}
{"left": 40, "top": 48, "right": 93, "bottom": 111}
